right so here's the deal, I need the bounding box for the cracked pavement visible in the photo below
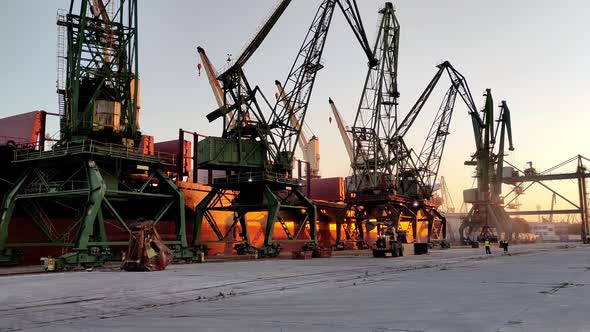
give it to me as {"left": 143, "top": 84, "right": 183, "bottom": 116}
{"left": 1, "top": 243, "right": 589, "bottom": 331}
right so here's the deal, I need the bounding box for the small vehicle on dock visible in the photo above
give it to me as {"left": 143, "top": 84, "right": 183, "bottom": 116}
{"left": 372, "top": 233, "right": 404, "bottom": 258}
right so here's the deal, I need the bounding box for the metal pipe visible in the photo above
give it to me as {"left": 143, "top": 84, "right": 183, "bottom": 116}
{"left": 578, "top": 156, "right": 589, "bottom": 242}
{"left": 193, "top": 132, "right": 199, "bottom": 183}
{"left": 306, "top": 161, "right": 311, "bottom": 197}
{"left": 177, "top": 128, "right": 184, "bottom": 182}
{"left": 39, "top": 111, "right": 47, "bottom": 152}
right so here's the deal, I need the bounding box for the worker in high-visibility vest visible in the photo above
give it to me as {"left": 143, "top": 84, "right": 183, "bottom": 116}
{"left": 484, "top": 239, "right": 491, "bottom": 255}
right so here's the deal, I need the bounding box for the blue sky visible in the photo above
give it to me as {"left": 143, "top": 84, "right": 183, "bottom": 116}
{"left": 1, "top": 0, "right": 589, "bottom": 216}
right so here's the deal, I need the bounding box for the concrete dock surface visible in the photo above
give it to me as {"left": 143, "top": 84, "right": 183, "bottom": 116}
{"left": 1, "top": 242, "right": 589, "bottom": 332}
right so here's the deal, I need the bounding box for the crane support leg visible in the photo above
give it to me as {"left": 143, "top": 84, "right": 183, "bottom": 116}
{"left": 57, "top": 161, "right": 106, "bottom": 269}
{"left": 193, "top": 188, "right": 219, "bottom": 247}
{"left": 0, "top": 169, "right": 32, "bottom": 264}
{"left": 577, "top": 160, "right": 590, "bottom": 243}
{"left": 263, "top": 187, "right": 280, "bottom": 249}
{"left": 293, "top": 188, "right": 317, "bottom": 243}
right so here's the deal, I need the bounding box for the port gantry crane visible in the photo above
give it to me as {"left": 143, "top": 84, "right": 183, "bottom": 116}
{"left": 194, "top": 0, "right": 378, "bottom": 257}
{"left": 342, "top": 2, "right": 488, "bottom": 255}
{"left": 0, "top": 0, "right": 193, "bottom": 268}
{"left": 500, "top": 155, "right": 590, "bottom": 243}
{"left": 458, "top": 92, "right": 515, "bottom": 243}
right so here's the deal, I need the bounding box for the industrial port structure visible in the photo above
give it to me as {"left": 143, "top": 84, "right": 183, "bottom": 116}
{"left": 0, "top": 0, "right": 588, "bottom": 270}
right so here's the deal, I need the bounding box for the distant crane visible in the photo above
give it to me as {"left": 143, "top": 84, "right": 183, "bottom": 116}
{"left": 500, "top": 155, "right": 590, "bottom": 243}
{"left": 459, "top": 91, "right": 515, "bottom": 243}
{"left": 328, "top": 98, "right": 354, "bottom": 163}
{"left": 439, "top": 176, "right": 455, "bottom": 213}
{"left": 549, "top": 192, "right": 557, "bottom": 223}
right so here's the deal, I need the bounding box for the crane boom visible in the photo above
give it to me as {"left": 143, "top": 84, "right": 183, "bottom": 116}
{"left": 440, "top": 176, "right": 455, "bottom": 213}
{"left": 89, "top": 0, "right": 113, "bottom": 63}
{"left": 269, "top": 0, "right": 377, "bottom": 172}
{"left": 204, "top": 0, "right": 377, "bottom": 175}
{"left": 415, "top": 85, "right": 458, "bottom": 197}
{"left": 395, "top": 61, "right": 481, "bottom": 139}
{"left": 492, "top": 100, "right": 514, "bottom": 197}
{"left": 386, "top": 61, "right": 484, "bottom": 198}
{"left": 336, "top": 0, "right": 378, "bottom": 67}
{"left": 197, "top": 47, "right": 224, "bottom": 108}
{"left": 275, "top": 80, "right": 309, "bottom": 148}
{"left": 90, "top": 0, "right": 108, "bottom": 21}
{"left": 328, "top": 98, "right": 354, "bottom": 163}
{"left": 276, "top": 80, "right": 320, "bottom": 178}
{"left": 349, "top": 2, "right": 400, "bottom": 192}
{"left": 268, "top": 0, "right": 336, "bottom": 172}
{"left": 197, "top": 47, "right": 238, "bottom": 129}
{"left": 218, "top": 0, "right": 292, "bottom": 81}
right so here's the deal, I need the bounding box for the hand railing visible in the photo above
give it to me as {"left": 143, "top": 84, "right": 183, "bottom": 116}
{"left": 13, "top": 139, "right": 178, "bottom": 166}
{"left": 213, "top": 170, "right": 300, "bottom": 185}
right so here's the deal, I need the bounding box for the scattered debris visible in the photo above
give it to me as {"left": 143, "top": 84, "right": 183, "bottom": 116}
{"left": 292, "top": 250, "right": 313, "bottom": 260}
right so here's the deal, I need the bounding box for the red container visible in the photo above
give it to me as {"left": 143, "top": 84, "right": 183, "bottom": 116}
{"left": 0, "top": 111, "right": 43, "bottom": 145}
{"left": 138, "top": 135, "right": 154, "bottom": 155}
{"left": 308, "top": 177, "right": 345, "bottom": 202}
{"left": 155, "top": 139, "right": 192, "bottom": 176}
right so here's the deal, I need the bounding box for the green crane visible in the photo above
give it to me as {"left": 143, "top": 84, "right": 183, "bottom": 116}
{"left": 195, "top": 0, "right": 377, "bottom": 257}
{"left": 59, "top": 0, "right": 141, "bottom": 145}
{"left": 343, "top": 3, "right": 491, "bottom": 252}
{"left": 0, "top": 0, "right": 194, "bottom": 268}
{"left": 459, "top": 90, "right": 515, "bottom": 243}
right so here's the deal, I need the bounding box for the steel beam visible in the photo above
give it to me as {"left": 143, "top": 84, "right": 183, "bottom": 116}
{"left": 503, "top": 173, "right": 590, "bottom": 183}
{"left": 507, "top": 209, "right": 580, "bottom": 216}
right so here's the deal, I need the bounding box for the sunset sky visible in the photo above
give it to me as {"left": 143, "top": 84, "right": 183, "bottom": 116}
{"left": 1, "top": 0, "right": 588, "bottom": 220}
